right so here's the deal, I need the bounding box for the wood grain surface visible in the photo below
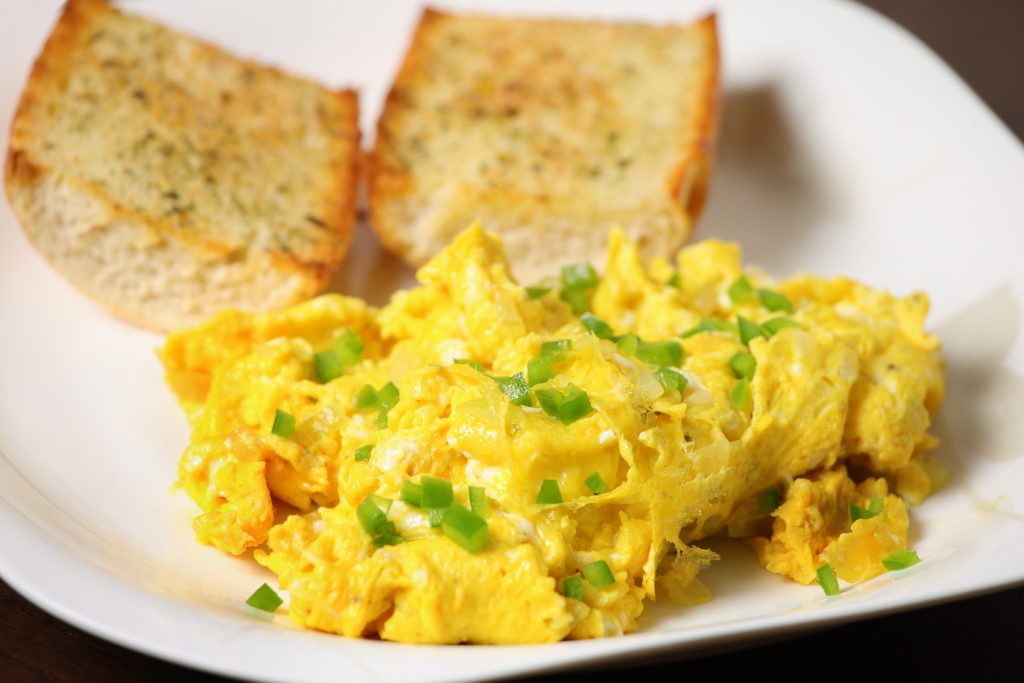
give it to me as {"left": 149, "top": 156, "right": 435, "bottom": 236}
{"left": 2, "top": 0, "right": 1022, "bottom": 681}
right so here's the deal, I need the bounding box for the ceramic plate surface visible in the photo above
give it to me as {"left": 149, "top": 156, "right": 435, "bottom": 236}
{"left": 2, "top": 1, "right": 1023, "bottom": 681}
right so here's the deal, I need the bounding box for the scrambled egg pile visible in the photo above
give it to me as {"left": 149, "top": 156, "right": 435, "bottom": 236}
{"left": 160, "top": 226, "right": 945, "bottom": 643}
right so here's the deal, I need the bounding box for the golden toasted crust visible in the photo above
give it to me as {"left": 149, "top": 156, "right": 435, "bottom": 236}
{"left": 4, "top": 0, "right": 359, "bottom": 331}
{"left": 368, "top": 8, "right": 720, "bottom": 283}
{"left": 667, "top": 15, "right": 719, "bottom": 224}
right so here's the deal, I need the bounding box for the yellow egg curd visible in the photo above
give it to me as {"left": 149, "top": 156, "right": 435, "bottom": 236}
{"left": 160, "top": 225, "right": 945, "bottom": 643}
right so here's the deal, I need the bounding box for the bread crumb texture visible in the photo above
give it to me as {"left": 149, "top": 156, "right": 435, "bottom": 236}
{"left": 5, "top": 0, "right": 359, "bottom": 331}
{"left": 370, "top": 9, "right": 719, "bottom": 283}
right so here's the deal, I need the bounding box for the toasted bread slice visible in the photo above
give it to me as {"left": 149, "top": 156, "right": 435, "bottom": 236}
{"left": 369, "top": 8, "right": 718, "bottom": 284}
{"left": 4, "top": 0, "right": 359, "bottom": 331}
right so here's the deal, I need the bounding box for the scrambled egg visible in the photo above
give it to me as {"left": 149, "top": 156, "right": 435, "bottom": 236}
{"left": 160, "top": 225, "right": 945, "bottom": 643}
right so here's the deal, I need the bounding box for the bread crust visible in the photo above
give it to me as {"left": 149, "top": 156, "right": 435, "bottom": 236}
{"left": 4, "top": 0, "right": 360, "bottom": 331}
{"left": 368, "top": 8, "right": 720, "bottom": 282}
{"left": 666, "top": 14, "right": 720, "bottom": 227}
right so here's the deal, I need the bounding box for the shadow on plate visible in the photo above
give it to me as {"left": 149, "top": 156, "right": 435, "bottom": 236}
{"left": 929, "top": 284, "right": 1024, "bottom": 521}
{"left": 701, "top": 84, "right": 835, "bottom": 263}
{"left": 325, "top": 214, "right": 417, "bottom": 307}
{"left": 931, "top": 283, "right": 1024, "bottom": 464}
{"left": 925, "top": 280, "right": 1024, "bottom": 528}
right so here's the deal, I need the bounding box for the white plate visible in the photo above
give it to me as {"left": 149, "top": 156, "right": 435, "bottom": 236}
{"left": 2, "top": 1, "right": 1023, "bottom": 681}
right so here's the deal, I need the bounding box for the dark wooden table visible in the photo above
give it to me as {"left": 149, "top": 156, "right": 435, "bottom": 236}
{"left": 3, "top": 1, "right": 1022, "bottom": 681}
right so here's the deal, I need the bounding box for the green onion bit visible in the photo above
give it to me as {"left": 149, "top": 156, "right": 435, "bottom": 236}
{"left": 536, "top": 479, "right": 563, "bottom": 505}
{"left": 536, "top": 384, "right": 593, "bottom": 425}
{"left": 560, "top": 286, "right": 590, "bottom": 315}
{"left": 469, "top": 486, "right": 488, "bottom": 515}
{"left": 883, "top": 549, "right": 921, "bottom": 571}
{"left": 527, "top": 357, "right": 554, "bottom": 387}
{"left": 582, "top": 560, "right": 616, "bottom": 587}
{"left": 615, "top": 333, "right": 639, "bottom": 356}
{"left": 559, "top": 384, "right": 594, "bottom": 424}
{"left": 585, "top": 472, "right": 608, "bottom": 494}
{"left": 816, "top": 563, "right": 840, "bottom": 596}
{"left": 453, "top": 358, "right": 485, "bottom": 372}
{"left": 738, "top": 316, "right": 766, "bottom": 346}
{"left": 540, "top": 339, "right": 573, "bottom": 361}
{"left": 655, "top": 367, "right": 688, "bottom": 394}
{"left": 563, "top": 574, "right": 585, "bottom": 600}
{"left": 561, "top": 263, "right": 599, "bottom": 290}
{"left": 422, "top": 476, "right": 454, "bottom": 509}
{"left": 334, "top": 328, "right": 364, "bottom": 366}
{"left": 401, "top": 480, "right": 424, "bottom": 508}
{"left": 560, "top": 264, "right": 599, "bottom": 315}
{"left": 757, "top": 489, "right": 782, "bottom": 514}
{"left": 441, "top": 504, "right": 489, "bottom": 553}
{"left": 494, "top": 372, "right": 533, "bottom": 406}
{"left": 731, "top": 378, "right": 752, "bottom": 410}
{"left": 849, "top": 496, "right": 884, "bottom": 523}
{"left": 763, "top": 317, "right": 801, "bottom": 336}
{"left": 375, "top": 382, "right": 400, "bottom": 428}
{"left": 580, "top": 312, "right": 616, "bottom": 340}
{"left": 728, "top": 275, "right": 755, "bottom": 304}
{"left": 636, "top": 339, "right": 683, "bottom": 367}
{"left": 758, "top": 289, "right": 794, "bottom": 313}
{"left": 313, "top": 329, "right": 363, "bottom": 383}
{"left": 729, "top": 351, "right": 757, "bottom": 380}
{"left": 271, "top": 409, "right": 296, "bottom": 438}
{"left": 354, "top": 384, "right": 379, "bottom": 409}
{"left": 360, "top": 499, "right": 391, "bottom": 536}
{"left": 313, "top": 350, "right": 344, "bottom": 383}
{"left": 246, "top": 583, "right": 284, "bottom": 612}
{"left": 357, "top": 496, "right": 401, "bottom": 546}
{"left": 681, "top": 317, "right": 734, "bottom": 338}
